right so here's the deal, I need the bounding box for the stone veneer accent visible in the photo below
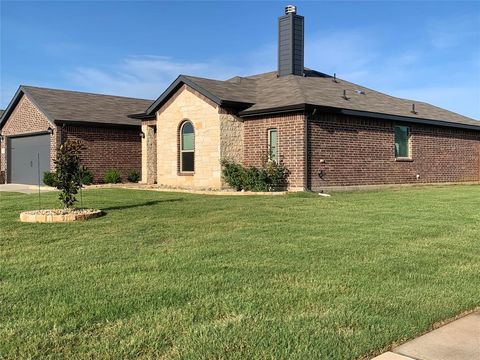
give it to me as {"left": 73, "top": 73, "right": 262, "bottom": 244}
{"left": 141, "top": 123, "right": 157, "bottom": 184}
{"left": 0, "top": 95, "right": 57, "bottom": 182}
{"left": 219, "top": 108, "right": 244, "bottom": 187}
{"left": 308, "top": 113, "right": 480, "bottom": 190}
{"left": 219, "top": 108, "right": 244, "bottom": 163}
{"left": 155, "top": 85, "right": 223, "bottom": 189}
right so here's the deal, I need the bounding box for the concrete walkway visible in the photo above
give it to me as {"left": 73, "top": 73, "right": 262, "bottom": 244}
{"left": 0, "top": 184, "right": 55, "bottom": 194}
{"left": 373, "top": 311, "right": 480, "bottom": 359}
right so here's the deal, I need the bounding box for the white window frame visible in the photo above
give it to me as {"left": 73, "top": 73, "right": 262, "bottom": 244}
{"left": 180, "top": 121, "right": 195, "bottom": 173}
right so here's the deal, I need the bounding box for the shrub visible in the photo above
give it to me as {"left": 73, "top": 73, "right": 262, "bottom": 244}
{"left": 221, "top": 160, "right": 288, "bottom": 192}
{"left": 104, "top": 169, "right": 121, "bottom": 184}
{"left": 43, "top": 172, "right": 57, "bottom": 187}
{"left": 220, "top": 160, "right": 244, "bottom": 191}
{"left": 264, "top": 160, "right": 288, "bottom": 191}
{"left": 54, "top": 139, "right": 85, "bottom": 208}
{"left": 80, "top": 167, "right": 93, "bottom": 185}
{"left": 127, "top": 170, "right": 140, "bottom": 183}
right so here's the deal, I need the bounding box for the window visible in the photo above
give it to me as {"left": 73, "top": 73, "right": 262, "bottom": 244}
{"left": 268, "top": 129, "right": 278, "bottom": 162}
{"left": 394, "top": 125, "right": 410, "bottom": 158}
{"left": 180, "top": 121, "right": 194, "bottom": 172}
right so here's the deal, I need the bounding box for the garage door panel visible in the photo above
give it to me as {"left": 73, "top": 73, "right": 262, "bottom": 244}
{"left": 8, "top": 134, "right": 51, "bottom": 185}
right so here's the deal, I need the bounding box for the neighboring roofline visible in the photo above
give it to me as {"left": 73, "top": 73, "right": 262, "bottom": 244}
{"left": 240, "top": 103, "right": 480, "bottom": 131}
{"left": 0, "top": 85, "right": 149, "bottom": 131}
{"left": 18, "top": 85, "right": 154, "bottom": 102}
{"left": 145, "top": 75, "right": 223, "bottom": 116}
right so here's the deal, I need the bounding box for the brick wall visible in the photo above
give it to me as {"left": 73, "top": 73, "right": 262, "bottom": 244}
{"left": 308, "top": 113, "right": 480, "bottom": 190}
{"left": 243, "top": 112, "right": 306, "bottom": 190}
{"left": 63, "top": 125, "right": 141, "bottom": 183}
{"left": 0, "top": 94, "right": 57, "bottom": 182}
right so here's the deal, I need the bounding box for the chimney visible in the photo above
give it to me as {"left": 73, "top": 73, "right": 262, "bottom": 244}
{"left": 278, "top": 5, "right": 304, "bottom": 77}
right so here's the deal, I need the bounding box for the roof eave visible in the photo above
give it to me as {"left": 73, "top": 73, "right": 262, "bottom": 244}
{"left": 128, "top": 112, "right": 156, "bottom": 120}
{"left": 55, "top": 119, "right": 141, "bottom": 128}
{"left": 239, "top": 103, "right": 480, "bottom": 130}
{"left": 339, "top": 108, "right": 480, "bottom": 131}
{"left": 239, "top": 104, "right": 307, "bottom": 117}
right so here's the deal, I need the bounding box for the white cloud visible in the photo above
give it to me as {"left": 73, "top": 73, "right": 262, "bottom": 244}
{"left": 66, "top": 56, "right": 243, "bottom": 99}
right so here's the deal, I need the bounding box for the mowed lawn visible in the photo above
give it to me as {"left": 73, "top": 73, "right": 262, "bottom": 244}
{"left": 1, "top": 186, "right": 479, "bottom": 359}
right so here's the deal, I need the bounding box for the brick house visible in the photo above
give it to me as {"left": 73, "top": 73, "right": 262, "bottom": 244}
{"left": 131, "top": 6, "right": 480, "bottom": 191}
{"left": 0, "top": 86, "right": 152, "bottom": 184}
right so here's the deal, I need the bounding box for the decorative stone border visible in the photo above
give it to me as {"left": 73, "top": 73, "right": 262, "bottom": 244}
{"left": 20, "top": 209, "right": 103, "bottom": 223}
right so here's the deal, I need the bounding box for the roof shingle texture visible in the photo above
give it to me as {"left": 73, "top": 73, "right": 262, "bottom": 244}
{"left": 22, "top": 86, "right": 153, "bottom": 126}
{"left": 182, "top": 69, "right": 479, "bottom": 127}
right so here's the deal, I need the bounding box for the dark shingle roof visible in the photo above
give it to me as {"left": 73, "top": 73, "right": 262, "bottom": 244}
{"left": 145, "top": 69, "right": 479, "bottom": 130}
{"left": 1, "top": 86, "right": 153, "bottom": 129}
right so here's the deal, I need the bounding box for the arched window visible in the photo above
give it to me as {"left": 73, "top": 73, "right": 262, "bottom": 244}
{"left": 180, "top": 121, "right": 194, "bottom": 173}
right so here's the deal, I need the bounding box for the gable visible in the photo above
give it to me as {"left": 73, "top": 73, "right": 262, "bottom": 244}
{"left": 1, "top": 94, "right": 54, "bottom": 136}
{"left": 156, "top": 84, "right": 218, "bottom": 117}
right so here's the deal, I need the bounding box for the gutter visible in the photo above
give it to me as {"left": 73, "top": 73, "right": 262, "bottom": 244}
{"left": 54, "top": 119, "right": 141, "bottom": 129}
{"left": 240, "top": 103, "right": 480, "bottom": 131}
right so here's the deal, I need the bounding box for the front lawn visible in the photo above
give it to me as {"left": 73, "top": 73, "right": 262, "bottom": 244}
{"left": 1, "top": 186, "right": 479, "bottom": 359}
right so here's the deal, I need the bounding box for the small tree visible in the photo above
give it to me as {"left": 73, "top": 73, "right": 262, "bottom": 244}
{"left": 53, "top": 140, "right": 85, "bottom": 208}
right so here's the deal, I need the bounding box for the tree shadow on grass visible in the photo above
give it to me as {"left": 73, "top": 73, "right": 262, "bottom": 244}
{"left": 101, "top": 198, "right": 183, "bottom": 212}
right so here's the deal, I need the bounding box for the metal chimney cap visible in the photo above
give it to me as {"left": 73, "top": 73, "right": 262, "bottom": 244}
{"left": 285, "top": 5, "right": 297, "bottom": 15}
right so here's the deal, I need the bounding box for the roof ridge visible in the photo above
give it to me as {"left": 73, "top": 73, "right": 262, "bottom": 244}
{"left": 21, "top": 85, "right": 153, "bottom": 102}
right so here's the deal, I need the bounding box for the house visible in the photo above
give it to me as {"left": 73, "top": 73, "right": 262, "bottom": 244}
{"left": 131, "top": 5, "right": 480, "bottom": 191}
{"left": 0, "top": 86, "right": 152, "bottom": 184}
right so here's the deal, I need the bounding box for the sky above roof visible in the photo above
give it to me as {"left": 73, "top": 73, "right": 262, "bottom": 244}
{"left": 1, "top": 1, "right": 479, "bottom": 119}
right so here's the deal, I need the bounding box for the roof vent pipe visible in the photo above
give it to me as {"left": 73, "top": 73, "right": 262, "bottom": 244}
{"left": 278, "top": 5, "right": 304, "bottom": 77}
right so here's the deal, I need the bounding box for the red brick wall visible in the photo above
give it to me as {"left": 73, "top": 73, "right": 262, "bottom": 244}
{"left": 308, "top": 113, "right": 480, "bottom": 190}
{"left": 243, "top": 112, "right": 306, "bottom": 190}
{"left": 63, "top": 125, "right": 141, "bottom": 183}
{"left": 0, "top": 94, "right": 57, "bottom": 182}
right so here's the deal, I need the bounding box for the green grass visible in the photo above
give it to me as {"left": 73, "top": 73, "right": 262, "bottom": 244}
{"left": 1, "top": 186, "right": 479, "bottom": 359}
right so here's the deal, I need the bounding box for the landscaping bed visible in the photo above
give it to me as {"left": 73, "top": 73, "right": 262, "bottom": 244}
{"left": 19, "top": 208, "right": 103, "bottom": 222}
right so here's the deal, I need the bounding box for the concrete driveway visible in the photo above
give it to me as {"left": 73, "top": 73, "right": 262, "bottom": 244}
{"left": 0, "top": 184, "right": 55, "bottom": 194}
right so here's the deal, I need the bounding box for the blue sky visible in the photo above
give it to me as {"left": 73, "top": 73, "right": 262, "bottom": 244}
{"left": 1, "top": 1, "right": 479, "bottom": 119}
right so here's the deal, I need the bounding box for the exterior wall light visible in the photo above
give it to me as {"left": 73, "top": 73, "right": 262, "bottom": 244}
{"left": 47, "top": 127, "right": 54, "bottom": 134}
{"left": 140, "top": 131, "right": 145, "bottom": 139}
